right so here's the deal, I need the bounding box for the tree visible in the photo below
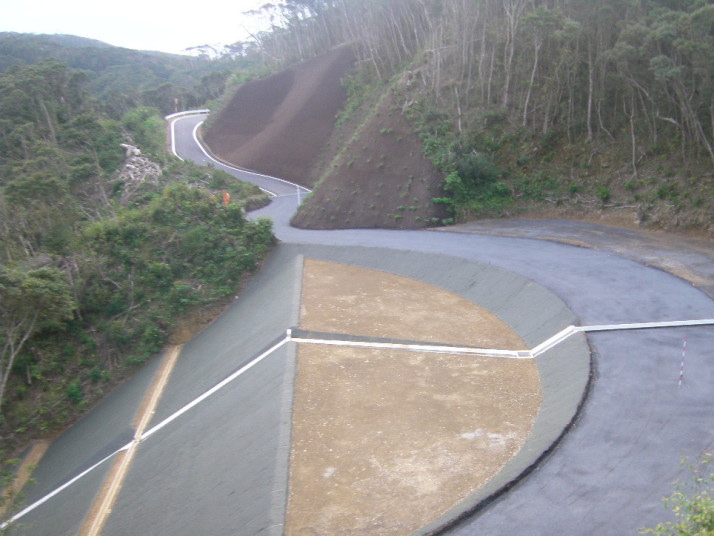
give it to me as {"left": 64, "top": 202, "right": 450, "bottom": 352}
{"left": 641, "top": 452, "right": 713, "bottom": 536}
{"left": 0, "top": 267, "right": 75, "bottom": 415}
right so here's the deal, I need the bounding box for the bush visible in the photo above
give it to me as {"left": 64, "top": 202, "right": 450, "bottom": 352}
{"left": 641, "top": 452, "right": 713, "bottom": 535}
{"left": 596, "top": 185, "right": 611, "bottom": 203}
{"left": 66, "top": 381, "right": 83, "bottom": 404}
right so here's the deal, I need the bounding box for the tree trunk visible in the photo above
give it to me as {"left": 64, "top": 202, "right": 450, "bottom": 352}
{"left": 586, "top": 45, "right": 594, "bottom": 142}
{"left": 0, "top": 313, "right": 38, "bottom": 413}
{"left": 523, "top": 38, "right": 541, "bottom": 127}
{"left": 626, "top": 97, "right": 639, "bottom": 179}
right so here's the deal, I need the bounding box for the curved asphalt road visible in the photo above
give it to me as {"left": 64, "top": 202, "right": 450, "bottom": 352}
{"left": 173, "top": 113, "right": 714, "bottom": 534}
{"left": 169, "top": 113, "right": 310, "bottom": 198}
{"left": 9, "top": 113, "right": 711, "bottom": 536}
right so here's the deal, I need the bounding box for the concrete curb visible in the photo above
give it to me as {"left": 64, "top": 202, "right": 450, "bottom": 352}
{"left": 275, "top": 244, "right": 591, "bottom": 535}
{"left": 269, "top": 254, "right": 304, "bottom": 535}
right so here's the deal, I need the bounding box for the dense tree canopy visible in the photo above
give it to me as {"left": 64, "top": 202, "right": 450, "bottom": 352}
{"left": 244, "top": 0, "right": 712, "bottom": 225}
{"left": 0, "top": 59, "right": 272, "bottom": 453}
{"left": 0, "top": 32, "right": 256, "bottom": 117}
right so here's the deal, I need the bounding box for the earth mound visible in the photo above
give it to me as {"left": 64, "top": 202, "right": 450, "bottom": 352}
{"left": 203, "top": 47, "right": 447, "bottom": 230}
{"left": 203, "top": 46, "right": 355, "bottom": 187}
{"left": 291, "top": 83, "right": 448, "bottom": 230}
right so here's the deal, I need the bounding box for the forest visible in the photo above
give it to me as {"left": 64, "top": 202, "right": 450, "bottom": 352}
{"left": 0, "top": 0, "right": 713, "bottom": 498}
{"left": 0, "top": 49, "right": 273, "bottom": 482}
{"left": 0, "top": 32, "right": 270, "bottom": 118}
{"left": 242, "top": 0, "right": 713, "bottom": 230}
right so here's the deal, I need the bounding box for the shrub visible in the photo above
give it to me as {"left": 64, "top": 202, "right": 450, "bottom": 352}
{"left": 641, "top": 452, "right": 713, "bottom": 535}
{"left": 596, "top": 185, "right": 611, "bottom": 203}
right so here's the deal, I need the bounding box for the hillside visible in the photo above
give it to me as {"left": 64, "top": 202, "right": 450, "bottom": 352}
{"left": 203, "top": 0, "right": 714, "bottom": 237}
{"left": 203, "top": 46, "right": 356, "bottom": 186}
{"left": 291, "top": 80, "right": 449, "bottom": 229}
{"left": 0, "top": 32, "right": 244, "bottom": 117}
{"left": 202, "top": 47, "right": 448, "bottom": 229}
{"left": 0, "top": 59, "right": 274, "bottom": 462}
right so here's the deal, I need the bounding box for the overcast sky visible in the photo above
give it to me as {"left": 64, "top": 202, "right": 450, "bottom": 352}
{"left": 0, "top": 0, "right": 275, "bottom": 54}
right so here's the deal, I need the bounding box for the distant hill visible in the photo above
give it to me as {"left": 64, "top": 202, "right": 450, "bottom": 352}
{"left": 0, "top": 32, "right": 182, "bottom": 73}
{"left": 19, "top": 33, "right": 116, "bottom": 49}
{"left": 0, "top": 32, "right": 241, "bottom": 116}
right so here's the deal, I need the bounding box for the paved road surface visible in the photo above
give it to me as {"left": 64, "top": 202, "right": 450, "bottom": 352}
{"left": 197, "top": 121, "right": 714, "bottom": 535}
{"left": 170, "top": 113, "right": 309, "bottom": 198}
{"left": 9, "top": 112, "right": 713, "bottom": 536}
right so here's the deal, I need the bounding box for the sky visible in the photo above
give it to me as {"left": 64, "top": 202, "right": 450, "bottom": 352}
{"left": 0, "top": 0, "right": 276, "bottom": 55}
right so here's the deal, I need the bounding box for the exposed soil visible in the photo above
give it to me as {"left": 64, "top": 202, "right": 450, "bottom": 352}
{"left": 299, "top": 260, "right": 526, "bottom": 349}
{"left": 203, "top": 48, "right": 446, "bottom": 230}
{"left": 203, "top": 46, "right": 356, "bottom": 187}
{"left": 286, "top": 260, "right": 541, "bottom": 535}
{"left": 290, "top": 84, "right": 449, "bottom": 230}
{"left": 203, "top": 43, "right": 713, "bottom": 238}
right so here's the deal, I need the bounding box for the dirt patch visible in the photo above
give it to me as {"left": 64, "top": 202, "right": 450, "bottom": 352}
{"left": 291, "top": 85, "right": 448, "bottom": 230}
{"left": 0, "top": 440, "right": 50, "bottom": 517}
{"left": 167, "top": 297, "right": 234, "bottom": 345}
{"left": 203, "top": 46, "right": 356, "bottom": 186}
{"left": 300, "top": 259, "right": 526, "bottom": 349}
{"left": 286, "top": 260, "right": 541, "bottom": 535}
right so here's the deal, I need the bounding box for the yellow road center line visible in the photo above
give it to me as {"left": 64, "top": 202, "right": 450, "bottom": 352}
{"left": 78, "top": 345, "right": 183, "bottom": 536}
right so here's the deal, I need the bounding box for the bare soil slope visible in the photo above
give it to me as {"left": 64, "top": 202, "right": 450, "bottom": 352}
{"left": 204, "top": 46, "right": 355, "bottom": 186}
{"left": 204, "top": 48, "right": 446, "bottom": 230}
{"left": 291, "top": 84, "right": 449, "bottom": 230}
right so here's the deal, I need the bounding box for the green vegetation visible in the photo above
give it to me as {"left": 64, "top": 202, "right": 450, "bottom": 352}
{"left": 0, "top": 32, "right": 254, "bottom": 118}
{"left": 641, "top": 452, "right": 714, "bottom": 536}
{"left": 244, "top": 0, "right": 713, "bottom": 232}
{"left": 82, "top": 184, "right": 273, "bottom": 364}
{"left": 0, "top": 57, "right": 273, "bottom": 460}
{"left": 2, "top": 0, "right": 714, "bottom": 488}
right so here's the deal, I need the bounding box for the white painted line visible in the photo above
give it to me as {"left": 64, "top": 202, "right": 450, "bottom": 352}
{"left": 164, "top": 109, "right": 211, "bottom": 121}
{"left": 530, "top": 326, "right": 577, "bottom": 357}
{"left": 167, "top": 109, "right": 311, "bottom": 196}
{"left": 575, "top": 318, "right": 714, "bottom": 333}
{"left": 6, "top": 317, "right": 712, "bottom": 528}
{"left": 0, "top": 443, "right": 131, "bottom": 530}
{"left": 288, "top": 335, "right": 530, "bottom": 359}
{"left": 167, "top": 110, "right": 211, "bottom": 160}
{"left": 189, "top": 121, "right": 278, "bottom": 197}
{"left": 530, "top": 319, "right": 714, "bottom": 357}
{"left": 170, "top": 118, "right": 181, "bottom": 160}
{"left": 141, "top": 336, "right": 289, "bottom": 441}
{"left": 1, "top": 338, "right": 289, "bottom": 529}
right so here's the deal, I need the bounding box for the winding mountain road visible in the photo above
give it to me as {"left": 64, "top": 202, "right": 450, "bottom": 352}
{"left": 169, "top": 112, "right": 310, "bottom": 198}
{"left": 172, "top": 113, "right": 714, "bottom": 534}
{"left": 8, "top": 113, "right": 713, "bottom": 536}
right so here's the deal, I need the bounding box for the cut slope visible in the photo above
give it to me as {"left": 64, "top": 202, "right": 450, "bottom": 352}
{"left": 291, "top": 84, "right": 448, "bottom": 229}
{"left": 203, "top": 46, "right": 356, "bottom": 186}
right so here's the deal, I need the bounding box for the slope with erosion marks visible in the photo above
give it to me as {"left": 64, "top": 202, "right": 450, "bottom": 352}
{"left": 203, "top": 47, "right": 446, "bottom": 230}
{"left": 203, "top": 46, "right": 355, "bottom": 187}
{"left": 291, "top": 81, "right": 448, "bottom": 230}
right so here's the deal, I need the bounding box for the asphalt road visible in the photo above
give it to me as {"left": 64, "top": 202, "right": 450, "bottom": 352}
{"left": 178, "top": 116, "right": 714, "bottom": 535}
{"left": 169, "top": 113, "right": 309, "bottom": 198}
{"left": 9, "top": 112, "right": 712, "bottom": 536}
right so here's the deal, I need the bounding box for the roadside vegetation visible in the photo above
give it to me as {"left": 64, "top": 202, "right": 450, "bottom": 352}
{"left": 1, "top": 0, "right": 713, "bottom": 507}
{"left": 641, "top": 452, "right": 714, "bottom": 536}
{"left": 233, "top": 0, "right": 713, "bottom": 234}
{"left": 0, "top": 56, "right": 273, "bottom": 488}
